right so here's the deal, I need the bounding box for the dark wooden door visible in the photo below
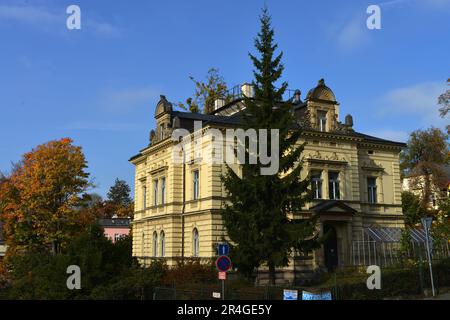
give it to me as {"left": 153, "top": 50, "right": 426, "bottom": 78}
{"left": 324, "top": 224, "right": 338, "bottom": 272}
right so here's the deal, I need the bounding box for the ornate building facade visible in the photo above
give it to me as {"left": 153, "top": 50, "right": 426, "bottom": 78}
{"left": 129, "top": 79, "right": 406, "bottom": 283}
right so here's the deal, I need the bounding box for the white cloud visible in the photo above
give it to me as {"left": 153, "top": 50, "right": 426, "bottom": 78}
{"left": 335, "top": 15, "right": 369, "bottom": 52}
{"left": 378, "top": 81, "right": 448, "bottom": 129}
{"left": 0, "top": 4, "right": 59, "bottom": 27}
{"left": 321, "top": 13, "right": 370, "bottom": 53}
{"left": 382, "top": 81, "right": 446, "bottom": 114}
{"left": 0, "top": 4, "right": 121, "bottom": 37}
{"left": 380, "top": 0, "right": 450, "bottom": 9}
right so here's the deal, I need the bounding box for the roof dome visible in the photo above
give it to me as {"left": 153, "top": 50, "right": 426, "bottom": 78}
{"left": 306, "top": 79, "right": 337, "bottom": 102}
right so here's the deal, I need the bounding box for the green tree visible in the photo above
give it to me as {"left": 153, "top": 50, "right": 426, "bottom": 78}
{"left": 107, "top": 178, "right": 132, "bottom": 207}
{"left": 2, "top": 223, "right": 136, "bottom": 299}
{"left": 221, "top": 8, "right": 320, "bottom": 284}
{"left": 400, "top": 127, "right": 449, "bottom": 210}
{"left": 178, "top": 68, "right": 231, "bottom": 114}
{"left": 438, "top": 78, "right": 450, "bottom": 134}
{"left": 401, "top": 191, "right": 426, "bottom": 227}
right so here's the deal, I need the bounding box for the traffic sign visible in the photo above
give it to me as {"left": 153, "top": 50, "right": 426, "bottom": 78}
{"left": 217, "top": 243, "right": 230, "bottom": 256}
{"left": 302, "top": 290, "right": 332, "bottom": 300}
{"left": 216, "top": 255, "right": 232, "bottom": 272}
{"left": 218, "top": 272, "right": 227, "bottom": 280}
{"left": 283, "top": 289, "right": 298, "bottom": 300}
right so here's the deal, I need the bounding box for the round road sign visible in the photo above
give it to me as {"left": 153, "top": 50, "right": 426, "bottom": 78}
{"left": 215, "top": 255, "right": 232, "bottom": 272}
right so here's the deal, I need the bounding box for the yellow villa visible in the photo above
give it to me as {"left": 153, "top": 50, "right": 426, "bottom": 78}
{"left": 129, "top": 79, "right": 406, "bottom": 284}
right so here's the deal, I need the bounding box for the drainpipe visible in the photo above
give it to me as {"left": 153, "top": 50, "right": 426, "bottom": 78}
{"left": 181, "top": 146, "right": 186, "bottom": 264}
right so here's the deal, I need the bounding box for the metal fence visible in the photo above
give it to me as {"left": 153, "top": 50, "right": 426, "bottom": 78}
{"left": 226, "top": 84, "right": 298, "bottom": 102}
{"left": 351, "top": 227, "right": 450, "bottom": 267}
{"left": 153, "top": 285, "right": 302, "bottom": 300}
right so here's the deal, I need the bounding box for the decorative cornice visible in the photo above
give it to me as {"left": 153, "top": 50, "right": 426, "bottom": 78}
{"left": 306, "top": 150, "right": 348, "bottom": 165}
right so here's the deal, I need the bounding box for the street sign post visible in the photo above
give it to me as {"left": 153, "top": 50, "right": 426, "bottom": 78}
{"left": 421, "top": 216, "right": 435, "bottom": 297}
{"left": 216, "top": 255, "right": 232, "bottom": 301}
{"left": 219, "top": 272, "right": 226, "bottom": 280}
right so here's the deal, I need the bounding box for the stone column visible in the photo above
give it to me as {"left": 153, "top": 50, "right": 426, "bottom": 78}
{"left": 323, "top": 167, "right": 329, "bottom": 199}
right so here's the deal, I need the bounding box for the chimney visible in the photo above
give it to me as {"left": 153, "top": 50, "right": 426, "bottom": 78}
{"left": 214, "top": 98, "right": 226, "bottom": 110}
{"left": 241, "top": 83, "right": 254, "bottom": 98}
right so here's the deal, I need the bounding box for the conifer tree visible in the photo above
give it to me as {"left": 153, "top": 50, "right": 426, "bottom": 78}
{"left": 221, "top": 8, "right": 320, "bottom": 284}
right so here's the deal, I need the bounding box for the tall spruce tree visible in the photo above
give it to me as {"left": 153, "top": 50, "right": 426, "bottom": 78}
{"left": 221, "top": 8, "right": 320, "bottom": 284}
{"left": 107, "top": 178, "right": 132, "bottom": 207}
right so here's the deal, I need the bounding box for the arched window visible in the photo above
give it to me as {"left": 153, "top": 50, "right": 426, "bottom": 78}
{"left": 152, "top": 231, "right": 158, "bottom": 257}
{"left": 160, "top": 231, "right": 165, "bottom": 257}
{"left": 192, "top": 228, "right": 199, "bottom": 257}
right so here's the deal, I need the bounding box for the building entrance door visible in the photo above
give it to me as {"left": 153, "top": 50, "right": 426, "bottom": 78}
{"left": 323, "top": 224, "right": 338, "bottom": 272}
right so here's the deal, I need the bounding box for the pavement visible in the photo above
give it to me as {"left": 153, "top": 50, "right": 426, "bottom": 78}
{"left": 424, "top": 292, "right": 450, "bottom": 300}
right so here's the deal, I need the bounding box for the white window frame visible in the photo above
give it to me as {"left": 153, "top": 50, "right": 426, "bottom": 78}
{"left": 311, "top": 171, "right": 322, "bottom": 199}
{"left": 318, "top": 111, "right": 327, "bottom": 132}
{"left": 142, "top": 185, "right": 147, "bottom": 210}
{"left": 160, "top": 123, "right": 165, "bottom": 140}
{"left": 153, "top": 179, "right": 159, "bottom": 206}
{"left": 161, "top": 177, "right": 166, "bottom": 205}
{"left": 152, "top": 231, "right": 158, "bottom": 257}
{"left": 367, "top": 177, "right": 377, "bottom": 203}
{"left": 160, "top": 231, "right": 165, "bottom": 257}
{"left": 328, "top": 172, "right": 340, "bottom": 200}
{"left": 193, "top": 170, "right": 200, "bottom": 200}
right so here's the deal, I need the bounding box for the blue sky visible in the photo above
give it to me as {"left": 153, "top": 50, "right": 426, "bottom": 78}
{"left": 0, "top": 0, "right": 449, "bottom": 198}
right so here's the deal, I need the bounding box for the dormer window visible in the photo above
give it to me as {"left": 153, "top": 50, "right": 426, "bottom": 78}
{"left": 160, "top": 124, "right": 165, "bottom": 140}
{"left": 318, "top": 111, "right": 327, "bottom": 132}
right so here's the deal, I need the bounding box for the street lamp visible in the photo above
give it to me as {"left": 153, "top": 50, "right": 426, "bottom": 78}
{"left": 421, "top": 215, "right": 435, "bottom": 297}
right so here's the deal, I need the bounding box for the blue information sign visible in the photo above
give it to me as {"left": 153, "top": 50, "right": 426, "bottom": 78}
{"left": 217, "top": 243, "right": 229, "bottom": 256}
{"left": 302, "top": 290, "right": 332, "bottom": 300}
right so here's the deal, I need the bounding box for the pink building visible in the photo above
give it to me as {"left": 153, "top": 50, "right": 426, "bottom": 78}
{"left": 99, "top": 218, "right": 131, "bottom": 243}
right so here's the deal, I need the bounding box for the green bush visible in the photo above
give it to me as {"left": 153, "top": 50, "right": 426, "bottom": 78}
{"left": 332, "top": 259, "right": 450, "bottom": 300}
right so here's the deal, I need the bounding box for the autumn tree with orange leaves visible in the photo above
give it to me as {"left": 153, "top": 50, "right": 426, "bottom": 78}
{"left": 0, "top": 138, "right": 94, "bottom": 256}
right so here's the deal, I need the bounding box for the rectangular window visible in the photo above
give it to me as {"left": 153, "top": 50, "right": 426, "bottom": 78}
{"left": 328, "top": 172, "right": 340, "bottom": 200}
{"left": 367, "top": 177, "right": 377, "bottom": 203}
{"left": 161, "top": 177, "right": 166, "bottom": 205}
{"left": 114, "top": 234, "right": 121, "bottom": 242}
{"left": 311, "top": 171, "right": 322, "bottom": 199}
{"left": 318, "top": 111, "right": 327, "bottom": 132}
{"left": 142, "top": 185, "right": 147, "bottom": 210}
{"left": 160, "top": 124, "right": 165, "bottom": 140}
{"left": 153, "top": 180, "right": 158, "bottom": 206}
{"left": 193, "top": 170, "right": 199, "bottom": 200}
{"left": 430, "top": 194, "right": 436, "bottom": 208}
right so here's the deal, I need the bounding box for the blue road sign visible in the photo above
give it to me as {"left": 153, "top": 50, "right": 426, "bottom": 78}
{"left": 217, "top": 243, "right": 229, "bottom": 256}
{"left": 302, "top": 290, "right": 332, "bottom": 300}
{"left": 283, "top": 290, "right": 298, "bottom": 300}
{"left": 216, "top": 255, "right": 232, "bottom": 272}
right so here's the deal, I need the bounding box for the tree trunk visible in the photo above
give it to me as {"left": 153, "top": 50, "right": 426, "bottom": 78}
{"left": 268, "top": 262, "right": 276, "bottom": 286}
